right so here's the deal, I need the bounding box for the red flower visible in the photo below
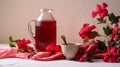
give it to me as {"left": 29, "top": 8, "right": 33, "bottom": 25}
{"left": 103, "top": 46, "right": 119, "bottom": 63}
{"left": 17, "top": 39, "right": 31, "bottom": 52}
{"left": 45, "top": 43, "right": 62, "bottom": 54}
{"left": 92, "top": 2, "right": 108, "bottom": 19}
{"left": 110, "top": 24, "right": 119, "bottom": 41}
{"left": 79, "top": 23, "right": 96, "bottom": 39}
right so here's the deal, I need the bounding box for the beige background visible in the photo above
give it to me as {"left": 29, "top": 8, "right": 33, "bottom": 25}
{"left": 0, "top": 0, "right": 120, "bottom": 44}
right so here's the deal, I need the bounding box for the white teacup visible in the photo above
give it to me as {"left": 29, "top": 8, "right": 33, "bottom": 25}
{"left": 61, "top": 43, "right": 80, "bottom": 60}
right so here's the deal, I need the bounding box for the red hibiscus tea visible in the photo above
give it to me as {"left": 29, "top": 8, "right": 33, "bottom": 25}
{"left": 28, "top": 9, "right": 56, "bottom": 51}
{"left": 35, "top": 20, "right": 56, "bottom": 51}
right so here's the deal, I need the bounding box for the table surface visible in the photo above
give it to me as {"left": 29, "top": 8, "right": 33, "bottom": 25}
{"left": 0, "top": 44, "right": 120, "bottom": 67}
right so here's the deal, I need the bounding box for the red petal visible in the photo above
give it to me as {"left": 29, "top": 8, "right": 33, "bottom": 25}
{"left": 83, "top": 23, "right": 89, "bottom": 27}
{"left": 96, "top": 5, "right": 102, "bottom": 12}
{"left": 92, "top": 11, "right": 98, "bottom": 18}
{"left": 102, "top": 2, "right": 108, "bottom": 8}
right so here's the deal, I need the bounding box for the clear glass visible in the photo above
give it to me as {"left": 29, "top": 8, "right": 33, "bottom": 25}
{"left": 28, "top": 9, "right": 56, "bottom": 51}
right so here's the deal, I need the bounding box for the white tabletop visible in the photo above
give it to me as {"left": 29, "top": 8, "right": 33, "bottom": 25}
{"left": 0, "top": 44, "right": 120, "bottom": 67}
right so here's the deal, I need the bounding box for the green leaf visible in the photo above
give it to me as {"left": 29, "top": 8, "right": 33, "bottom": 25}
{"left": 9, "top": 43, "right": 16, "bottom": 47}
{"left": 9, "top": 36, "right": 13, "bottom": 42}
{"left": 118, "top": 29, "right": 120, "bottom": 39}
{"left": 103, "top": 26, "right": 112, "bottom": 36}
{"left": 9, "top": 36, "right": 17, "bottom": 47}
{"left": 97, "top": 40, "right": 106, "bottom": 50}
{"left": 108, "top": 13, "right": 120, "bottom": 25}
{"left": 17, "top": 49, "right": 24, "bottom": 52}
{"left": 92, "top": 31, "right": 99, "bottom": 36}
{"left": 13, "top": 40, "right": 19, "bottom": 42}
{"left": 9, "top": 36, "right": 19, "bottom": 43}
{"left": 108, "top": 40, "right": 116, "bottom": 46}
{"left": 83, "top": 39, "right": 89, "bottom": 43}
{"left": 85, "top": 56, "right": 93, "bottom": 62}
{"left": 97, "top": 18, "right": 106, "bottom": 24}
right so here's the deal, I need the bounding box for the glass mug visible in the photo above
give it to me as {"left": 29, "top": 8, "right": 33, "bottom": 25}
{"left": 28, "top": 9, "right": 56, "bottom": 51}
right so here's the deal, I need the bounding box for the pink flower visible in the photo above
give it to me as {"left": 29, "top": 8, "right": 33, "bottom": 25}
{"left": 45, "top": 43, "right": 62, "bottom": 54}
{"left": 110, "top": 24, "right": 119, "bottom": 41}
{"left": 103, "top": 46, "right": 119, "bottom": 63}
{"left": 79, "top": 23, "right": 96, "bottom": 39}
{"left": 92, "top": 2, "right": 108, "bottom": 19}
{"left": 17, "top": 39, "right": 32, "bottom": 52}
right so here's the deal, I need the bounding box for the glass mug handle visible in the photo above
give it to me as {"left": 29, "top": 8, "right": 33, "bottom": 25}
{"left": 28, "top": 20, "right": 36, "bottom": 42}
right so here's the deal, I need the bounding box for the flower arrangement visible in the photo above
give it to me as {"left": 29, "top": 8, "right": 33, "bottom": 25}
{"left": 9, "top": 36, "right": 34, "bottom": 53}
{"left": 79, "top": 2, "right": 120, "bottom": 62}
{"left": 3, "top": 2, "right": 119, "bottom": 63}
